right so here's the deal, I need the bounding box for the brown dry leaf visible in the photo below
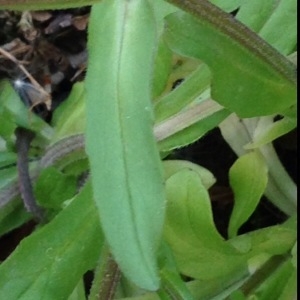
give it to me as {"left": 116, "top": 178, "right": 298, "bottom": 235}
{"left": 72, "top": 14, "right": 89, "bottom": 31}
{"left": 31, "top": 11, "right": 52, "bottom": 22}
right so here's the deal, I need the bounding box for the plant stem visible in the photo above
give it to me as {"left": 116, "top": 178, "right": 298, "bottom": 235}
{"left": 241, "top": 255, "right": 289, "bottom": 296}
{"left": 15, "top": 127, "right": 44, "bottom": 221}
{"left": 165, "top": 0, "right": 296, "bottom": 84}
{"left": 88, "top": 243, "right": 121, "bottom": 300}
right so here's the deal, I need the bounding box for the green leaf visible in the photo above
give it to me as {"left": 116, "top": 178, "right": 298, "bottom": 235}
{"left": 152, "top": 39, "right": 173, "bottom": 99}
{"left": 85, "top": 0, "right": 165, "bottom": 291}
{"left": 0, "top": 181, "right": 103, "bottom": 300}
{"left": 51, "top": 82, "right": 86, "bottom": 143}
{"left": 157, "top": 106, "right": 230, "bottom": 152}
{"left": 68, "top": 280, "right": 86, "bottom": 300}
{"left": 163, "top": 159, "right": 216, "bottom": 189}
{"left": 210, "top": 0, "right": 242, "bottom": 12}
{"left": 164, "top": 169, "right": 243, "bottom": 280}
{"left": 228, "top": 152, "right": 268, "bottom": 238}
{"left": 229, "top": 217, "right": 296, "bottom": 259}
{"left": 154, "top": 63, "right": 211, "bottom": 122}
{"left": 0, "top": 151, "right": 17, "bottom": 169}
{"left": 246, "top": 259, "right": 296, "bottom": 300}
{"left": 237, "top": 0, "right": 297, "bottom": 55}
{"left": 157, "top": 242, "right": 194, "bottom": 300}
{"left": 164, "top": 7, "right": 296, "bottom": 117}
{"left": 0, "top": 80, "right": 53, "bottom": 144}
{"left": 0, "top": 198, "right": 31, "bottom": 236}
{"left": 236, "top": 0, "right": 281, "bottom": 33}
{"left": 35, "top": 167, "right": 77, "bottom": 209}
{"left": 244, "top": 116, "right": 297, "bottom": 149}
{"left": 158, "top": 268, "right": 194, "bottom": 300}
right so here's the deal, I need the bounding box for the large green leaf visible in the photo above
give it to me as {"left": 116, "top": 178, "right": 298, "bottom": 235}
{"left": 228, "top": 151, "right": 268, "bottom": 238}
{"left": 164, "top": 4, "right": 296, "bottom": 117}
{"left": 0, "top": 181, "right": 103, "bottom": 300}
{"left": 85, "top": 0, "right": 165, "bottom": 290}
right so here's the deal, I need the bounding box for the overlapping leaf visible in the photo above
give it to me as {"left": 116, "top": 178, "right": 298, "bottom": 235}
{"left": 0, "top": 182, "right": 103, "bottom": 300}
{"left": 164, "top": 6, "right": 296, "bottom": 117}
{"left": 85, "top": 0, "right": 165, "bottom": 290}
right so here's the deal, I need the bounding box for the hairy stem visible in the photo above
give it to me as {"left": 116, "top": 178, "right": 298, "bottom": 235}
{"left": 165, "top": 0, "right": 296, "bottom": 84}
{"left": 88, "top": 243, "right": 121, "bottom": 300}
{"left": 15, "top": 127, "right": 44, "bottom": 221}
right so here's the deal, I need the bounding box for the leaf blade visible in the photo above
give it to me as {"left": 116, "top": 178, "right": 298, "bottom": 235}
{"left": 85, "top": 0, "right": 165, "bottom": 290}
{"left": 228, "top": 152, "right": 268, "bottom": 238}
{"left": 0, "top": 182, "right": 103, "bottom": 300}
{"left": 164, "top": 2, "right": 296, "bottom": 117}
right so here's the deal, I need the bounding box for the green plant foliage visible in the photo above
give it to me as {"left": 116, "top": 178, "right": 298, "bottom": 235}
{"left": 164, "top": 168, "right": 243, "bottom": 279}
{"left": 210, "top": 0, "right": 242, "bottom": 12}
{"left": 51, "top": 82, "right": 86, "bottom": 142}
{"left": 0, "top": 182, "right": 103, "bottom": 300}
{"left": 228, "top": 151, "right": 268, "bottom": 238}
{"left": 34, "top": 167, "right": 77, "bottom": 209}
{"left": 0, "top": 0, "right": 297, "bottom": 298}
{"left": 0, "top": 198, "right": 31, "bottom": 236}
{"left": 85, "top": 0, "right": 165, "bottom": 290}
{"left": 237, "top": 0, "right": 297, "bottom": 55}
{"left": 0, "top": 80, "right": 53, "bottom": 144}
{"left": 244, "top": 116, "right": 297, "bottom": 149}
{"left": 152, "top": 38, "right": 173, "bottom": 99}
{"left": 164, "top": 10, "right": 296, "bottom": 117}
{"left": 163, "top": 159, "right": 216, "bottom": 189}
{"left": 158, "top": 107, "right": 231, "bottom": 151}
{"left": 154, "top": 63, "right": 211, "bottom": 122}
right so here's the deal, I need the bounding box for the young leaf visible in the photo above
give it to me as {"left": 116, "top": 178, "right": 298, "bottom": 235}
{"left": 164, "top": 4, "right": 296, "bottom": 117}
{"left": 228, "top": 151, "right": 268, "bottom": 238}
{"left": 244, "top": 116, "right": 297, "bottom": 149}
{"left": 85, "top": 0, "right": 165, "bottom": 291}
{"left": 163, "top": 159, "right": 216, "bottom": 189}
{"left": 164, "top": 169, "right": 244, "bottom": 280}
{"left": 0, "top": 181, "right": 103, "bottom": 300}
{"left": 51, "top": 82, "right": 86, "bottom": 143}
